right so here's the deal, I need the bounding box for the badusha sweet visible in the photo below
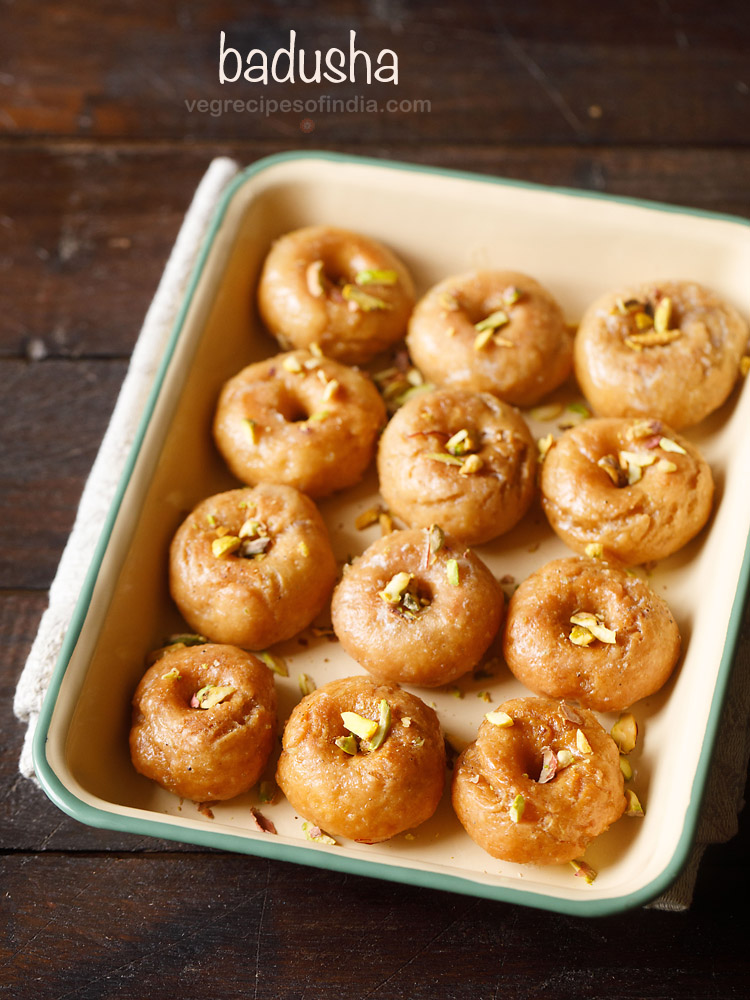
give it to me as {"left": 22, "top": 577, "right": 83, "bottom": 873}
{"left": 503, "top": 556, "right": 681, "bottom": 712}
{"left": 331, "top": 526, "right": 504, "bottom": 688}
{"left": 377, "top": 387, "right": 536, "bottom": 546}
{"left": 276, "top": 676, "right": 446, "bottom": 843}
{"left": 406, "top": 270, "right": 573, "bottom": 407}
{"left": 540, "top": 417, "right": 714, "bottom": 566}
{"left": 257, "top": 225, "right": 416, "bottom": 365}
{"left": 452, "top": 696, "right": 626, "bottom": 865}
{"left": 169, "top": 484, "right": 337, "bottom": 649}
{"left": 574, "top": 280, "right": 749, "bottom": 429}
{"left": 213, "top": 349, "right": 386, "bottom": 498}
{"left": 130, "top": 643, "right": 277, "bottom": 802}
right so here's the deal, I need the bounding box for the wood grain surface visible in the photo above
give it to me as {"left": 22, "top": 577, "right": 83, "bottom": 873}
{"left": 2, "top": 2, "right": 750, "bottom": 997}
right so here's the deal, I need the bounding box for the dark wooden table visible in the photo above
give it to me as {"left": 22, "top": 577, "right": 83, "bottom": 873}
{"left": 2, "top": 3, "right": 750, "bottom": 997}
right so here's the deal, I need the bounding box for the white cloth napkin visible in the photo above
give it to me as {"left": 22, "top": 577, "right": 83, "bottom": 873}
{"left": 13, "top": 155, "right": 749, "bottom": 910}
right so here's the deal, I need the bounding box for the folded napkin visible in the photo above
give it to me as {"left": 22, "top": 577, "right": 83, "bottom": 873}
{"left": 13, "top": 155, "right": 749, "bottom": 911}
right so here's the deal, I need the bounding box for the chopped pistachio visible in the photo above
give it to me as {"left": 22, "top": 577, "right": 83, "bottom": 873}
{"left": 205, "top": 513, "right": 217, "bottom": 527}
{"left": 634, "top": 311, "right": 654, "bottom": 330}
{"left": 619, "top": 756, "right": 633, "bottom": 781}
{"left": 569, "top": 624, "right": 596, "bottom": 647}
{"left": 658, "top": 436, "right": 687, "bottom": 455}
{"left": 341, "top": 711, "right": 379, "bottom": 741}
{"left": 302, "top": 822, "right": 336, "bottom": 845}
{"left": 439, "top": 291, "right": 460, "bottom": 311}
{"left": 445, "top": 428, "right": 475, "bottom": 456}
{"left": 297, "top": 540, "right": 310, "bottom": 557}
{"left": 655, "top": 458, "right": 678, "bottom": 473}
{"left": 740, "top": 355, "right": 750, "bottom": 377}
{"left": 560, "top": 703, "right": 585, "bottom": 725}
{"left": 576, "top": 729, "right": 593, "bottom": 754}
{"left": 495, "top": 337, "right": 513, "bottom": 348}
{"left": 238, "top": 518, "right": 262, "bottom": 538}
{"left": 379, "top": 571, "right": 413, "bottom": 604}
{"left": 509, "top": 793, "right": 525, "bottom": 824}
{"left": 161, "top": 667, "right": 181, "bottom": 681}
{"left": 653, "top": 296, "right": 673, "bottom": 334}
{"left": 366, "top": 699, "right": 392, "bottom": 750}
{"left": 569, "top": 612, "right": 616, "bottom": 644}
{"left": 445, "top": 685, "right": 463, "bottom": 699}
{"left": 165, "top": 633, "right": 207, "bottom": 647}
{"left": 585, "top": 542, "right": 604, "bottom": 560}
{"left": 474, "top": 309, "right": 510, "bottom": 334}
{"left": 429, "top": 523, "right": 445, "bottom": 557}
{"left": 459, "top": 454, "right": 483, "bottom": 476}
{"left": 537, "top": 433, "right": 554, "bottom": 460}
{"left": 473, "top": 327, "right": 496, "bottom": 351}
{"left": 625, "top": 328, "right": 681, "bottom": 348}
{"left": 625, "top": 789, "right": 645, "bottom": 817}
{"left": 193, "top": 684, "right": 236, "bottom": 709}
{"left": 355, "top": 506, "right": 382, "bottom": 530}
{"left": 597, "top": 454, "right": 628, "bottom": 487}
{"left": 446, "top": 558, "right": 460, "bottom": 586}
{"left": 258, "top": 780, "right": 278, "bottom": 804}
{"left": 239, "top": 416, "right": 258, "bottom": 445}
{"left": 322, "top": 378, "right": 340, "bottom": 402}
{"left": 619, "top": 450, "right": 656, "bottom": 469}
{"left": 615, "top": 297, "right": 643, "bottom": 315}
{"left": 570, "top": 859, "right": 597, "bottom": 884}
{"left": 557, "top": 749, "right": 575, "bottom": 770}
{"left": 282, "top": 354, "right": 303, "bottom": 374}
{"left": 530, "top": 403, "right": 564, "bottom": 421}
{"left": 341, "top": 283, "right": 391, "bottom": 311}
{"left": 477, "top": 690, "right": 492, "bottom": 703}
{"left": 307, "top": 409, "right": 330, "bottom": 423}
{"left": 538, "top": 748, "right": 558, "bottom": 784}
{"left": 503, "top": 285, "right": 523, "bottom": 305}
{"left": 212, "top": 534, "right": 241, "bottom": 558}
{"left": 425, "top": 451, "right": 464, "bottom": 467}
{"left": 355, "top": 268, "right": 399, "bottom": 286}
{"left": 611, "top": 713, "right": 638, "bottom": 754}
{"left": 445, "top": 325, "right": 456, "bottom": 337}
{"left": 257, "top": 650, "right": 289, "bottom": 677}
{"left": 379, "top": 511, "right": 394, "bottom": 536}
{"left": 298, "top": 673, "right": 316, "bottom": 696}
{"left": 309, "top": 341, "right": 324, "bottom": 358}
{"left": 306, "top": 260, "right": 327, "bottom": 298}
{"left": 335, "top": 734, "right": 358, "bottom": 755}
{"left": 485, "top": 710, "right": 513, "bottom": 728}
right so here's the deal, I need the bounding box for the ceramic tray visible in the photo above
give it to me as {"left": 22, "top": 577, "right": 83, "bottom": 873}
{"left": 34, "top": 152, "right": 750, "bottom": 916}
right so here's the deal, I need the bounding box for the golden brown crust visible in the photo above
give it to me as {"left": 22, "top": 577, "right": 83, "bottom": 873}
{"left": 257, "top": 225, "right": 415, "bottom": 365}
{"left": 452, "top": 696, "right": 626, "bottom": 865}
{"left": 575, "top": 280, "right": 749, "bottom": 429}
{"left": 406, "top": 271, "right": 573, "bottom": 407}
{"left": 503, "top": 557, "right": 681, "bottom": 711}
{"left": 169, "top": 484, "right": 337, "bottom": 649}
{"left": 377, "top": 387, "right": 536, "bottom": 545}
{"left": 276, "top": 676, "right": 446, "bottom": 843}
{"left": 213, "top": 350, "right": 386, "bottom": 498}
{"left": 331, "top": 528, "right": 504, "bottom": 687}
{"left": 540, "top": 417, "right": 714, "bottom": 565}
{"left": 130, "top": 644, "right": 277, "bottom": 802}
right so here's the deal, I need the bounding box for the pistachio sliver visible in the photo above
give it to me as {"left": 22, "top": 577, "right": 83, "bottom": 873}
{"left": 366, "top": 699, "right": 392, "bottom": 751}
{"left": 354, "top": 268, "right": 399, "bottom": 286}
{"left": 197, "top": 684, "right": 236, "bottom": 709}
{"left": 619, "top": 756, "right": 634, "bottom": 781}
{"left": 341, "top": 283, "right": 391, "bottom": 311}
{"left": 212, "top": 535, "right": 241, "bottom": 558}
{"left": 241, "top": 417, "right": 258, "bottom": 445}
{"left": 425, "top": 451, "right": 464, "bottom": 467}
{"left": 306, "top": 260, "right": 327, "bottom": 298}
{"left": 459, "top": 454, "right": 483, "bottom": 475}
{"left": 165, "top": 633, "right": 207, "bottom": 647}
{"left": 257, "top": 650, "right": 289, "bottom": 677}
{"left": 445, "top": 428, "right": 474, "bottom": 455}
{"left": 379, "top": 571, "right": 413, "bottom": 604}
{"left": 298, "top": 673, "right": 316, "bottom": 696}
{"left": 653, "top": 296, "right": 672, "bottom": 334}
{"left": 302, "top": 822, "right": 336, "bottom": 845}
{"left": 611, "top": 712, "right": 638, "bottom": 754}
{"left": 658, "top": 436, "right": 687, "bottom": 455}
{"left": 557, "top": 749, "right": 575, "bottom": 770}
{"left": 161, "top": 667, "right": 181, "bottom": 681}
{"left": 485, "top": 711, "right": 513, "bottom": 728}
{"left": 570, "top": 859, "right": 597, "bottom": 884}
{"left": 538, "top": 748, "right": 558, "bottom": 784}
{"left": 576, "top": 729, "right": 593, "bottom": 754}
{"left": 335, "top": 734, "right": 358, "bottom": 755}
{"left": 585, "top": 542, "right": 604, "bottom": 560}
{"left": 446, "top": 558, "right": 460, "bottom": 586}
{"left": 509, "top": 793, "right": 525, "bottom": 823}
{"left": 569, "top": 624, "right": 595, "bottom": 647}
{"left": 474, "top": 309, "right": 510, "bottom": 334}
{"left": 625, "top": 789, "right": 645, "bottom": 817}
{"left": 341, "top": 711, "right": 379, "bottom": 740}
{"left": 282, "top": 354, "right": 303, "bottom": 373}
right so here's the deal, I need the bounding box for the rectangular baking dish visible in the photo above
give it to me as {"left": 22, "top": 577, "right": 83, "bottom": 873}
{"left": 34, "top": 152, "right": 750, "bottom": 916}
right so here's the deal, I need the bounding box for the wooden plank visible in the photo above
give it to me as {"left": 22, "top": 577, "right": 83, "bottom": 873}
{"left": 0, "top": 360, "right": 127, "bottom": 588}
{"left": 1, "top": 850, "right": 750, "bottom": 999}
{"left": 2, "top": 142, "right": 749, "bottom": 360}
{"left": 1, "top": 2, "right": 749, "bottom": 145}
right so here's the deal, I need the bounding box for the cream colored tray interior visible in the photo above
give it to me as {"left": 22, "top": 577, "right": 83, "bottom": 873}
{"left": 36, "top": 153, "right": 750, "bottom": 915}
